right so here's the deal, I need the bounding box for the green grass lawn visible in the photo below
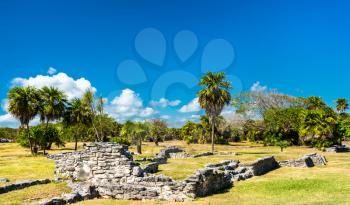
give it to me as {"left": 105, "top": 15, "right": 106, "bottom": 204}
{"left": 1, "top": 141, "right": 350, "bottom": 204}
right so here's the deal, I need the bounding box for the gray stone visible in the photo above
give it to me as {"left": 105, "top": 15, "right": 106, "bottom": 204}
{"left": 0, "top": 178, "right": 51, "bottom": 194}
{"left": 0, "top": 178, "right": 9, "bottom": 183}
{"left": 243, "top": 156, "right": 279, "bottom": 176}
{"left": 325, "top": 145, "right": 349, "bottom": 153}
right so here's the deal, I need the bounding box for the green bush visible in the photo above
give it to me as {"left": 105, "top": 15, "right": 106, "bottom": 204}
{"left": 275, "top": 140, "right": 290, "bottom": 152}
{"left": 112, "top": 136, "right": 131, "bottom": 146}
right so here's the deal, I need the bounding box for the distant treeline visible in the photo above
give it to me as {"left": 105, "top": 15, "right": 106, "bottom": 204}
{"left": 0, "top": 127, "right": 17, "bottom": 140}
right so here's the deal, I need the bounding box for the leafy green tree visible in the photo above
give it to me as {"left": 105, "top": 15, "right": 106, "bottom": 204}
{"left": 18, "top": 124, "right": 63, "bottom": 154}
{"left": 0, "top": 128, "right": 17, "bottom": 140}
{"left": 335, "top": 114, "right": 350, "bottom": 145}
{"left": 305, "top": 96, "right": 327, "bottom": 110}
{"left": 95, "top": 114, "right": 121, "bottom": 142}
{"left": 180, "top": 121, "right": 199, "bottom": 144}
{"left": 149, "top": 119, "right": 167, "bottom": 146}
{"left": 263, "top": 107, "right": 306, "bottom": 145}
{"left": 165, "top": 128, "right": 181, "bottom": 140}
{"left": 242, "top": 119, "right": 265, "bottom": 142}
{"left": 336, "top": 98, "right": 349, "bottom": 114}
{"left": 299, "top": 109, "right": 337, "bottom": 149}
{"left": 198, "top": 72, "right": 232, "bottom": 153}
{"left": 276, "top": 140, "right": 289, "bottom": 152}
{"left": 120, "top": 121, "right": 149, "bottom": 154}
{"left": 7, "top": 86, "right": 40, "bottom": 154}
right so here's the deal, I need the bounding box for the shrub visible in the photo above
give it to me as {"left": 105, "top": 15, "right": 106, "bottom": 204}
{"left": 275, "top": 140, "right": 290, "bottom": 152}
{"left": 112, "top": 136, "right": 131, "bottom": 146}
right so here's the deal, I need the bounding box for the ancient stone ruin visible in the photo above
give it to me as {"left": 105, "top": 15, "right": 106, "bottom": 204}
{"left": 40, "top": 142, "right": 327, "bottom": 204}
{"left": 325, "top": 145, "right": 349, "bottom": 153}
{"left": 278, "top": 153, "right": 327, "bottom": 168}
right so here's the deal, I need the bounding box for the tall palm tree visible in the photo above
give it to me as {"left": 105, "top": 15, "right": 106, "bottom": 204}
{"left": 81, "top": 90, "right": 100, "bottom": 141}
{"left": 198, "top": 72, "right": 232, "bottom": 153}
{"left": 96, "top": 96, "right": 105, "bottom": 140}
{"left": 39, "top": 86, "right": 67, "bottom": 125}
{"left": 305, "top": 96, "right": 326, "bottom": 110}
{"left": 63, "top": 98, "right": 87, "bottom": 150}
{"left": 7, "top": 86, "right": 40, "bottom": 154}
{"left": 336, "top": 98, "right": 348, "bottom": 114}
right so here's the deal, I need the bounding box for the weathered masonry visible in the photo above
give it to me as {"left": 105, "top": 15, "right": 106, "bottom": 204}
{"left": 42, "top": 142, "right": 326, "bottom": 204}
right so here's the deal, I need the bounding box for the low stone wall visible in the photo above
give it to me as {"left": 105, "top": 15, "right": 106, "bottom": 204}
{"left": 184, "top": 168, "right": 232, "bottom": 197}
{"left": 326, "top": 145, "right": 349, "bottom": 153}
{"left": 193, "top": 152, "right": 213, "bottom": 158}
{"left": 156, "top": 146, "right": 184, "bottom": 159}
{"left": 278, "top": 157, "right": 314, "bottom": 167}
{"left": 141, "top": 162, "right": 159, "bottom": 173}
{"left": 304, "top": 153, "right": 327, "bottom": 166}
{"left": 243, "top": 156, "right": 279, "bottom": 176}
{"left": 169, "top": 152, "right": 191, "bottom": 159}
{"left": 279, "top": 153, "right": 327, "bottom": 168}
{"left": 0, "top": 179, "right": 51, "bottom": 194}
{"left": 0, "top": 139, "right": 13, "bottom": 143}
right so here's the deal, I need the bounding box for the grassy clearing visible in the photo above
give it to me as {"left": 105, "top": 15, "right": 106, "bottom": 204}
{"left": 0, "top": 182, "right": 71, "bottom": 205}
{"left": 1, "top": 141, "right": 350, "bottom": 204}
{"left": 0, "top": 142, "right": 82, "bottom": 184}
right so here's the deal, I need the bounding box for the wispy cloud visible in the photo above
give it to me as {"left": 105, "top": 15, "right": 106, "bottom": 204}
{"left": 178, "top": 97, "right": 200, "bottom": 113}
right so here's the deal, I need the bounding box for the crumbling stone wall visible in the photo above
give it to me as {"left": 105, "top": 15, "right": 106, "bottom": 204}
{"left": 243, "top": 156, "right": 279, "bottom": 176}
{"left": 50, "top": 143, "right": 190, "bottom": 202}
{"left": 48, "top": 143, "right": 327, "bottom": 203}
{"left": 278, "top": 153, "right": 327, "bottom": 168}
{"left": 49, "top": 143, "right": 259, "bottom": 202}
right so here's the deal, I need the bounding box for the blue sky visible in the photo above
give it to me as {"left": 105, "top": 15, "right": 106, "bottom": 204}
{"left": 1, "top": 0, "right": 350, "bottom": 127}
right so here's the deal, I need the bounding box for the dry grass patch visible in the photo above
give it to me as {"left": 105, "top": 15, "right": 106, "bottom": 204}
{"left": 0, "top": 182, "right": 71, "bottom": 205}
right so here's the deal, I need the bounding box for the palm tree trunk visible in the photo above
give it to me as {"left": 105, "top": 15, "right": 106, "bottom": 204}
{"left": 26, "top": 124, "right": 34, "bottom": 155}
{"left": 155, "top": 137, "right": 159, "bottom": 146}
{"left": 211, "top": 120, "right": 215, "bottom": 153}
{"left": 137, "top": 138, "right": 142, "bottom": 154}
{"left": 75, "top": 137, "right": 78, "bottom": 151}
{"left": 91, "top": 120, "right": 100, "bottom": 142}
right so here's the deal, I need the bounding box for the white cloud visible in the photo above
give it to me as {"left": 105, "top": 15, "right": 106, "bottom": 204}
{"left": 0, "top": 113, "right": 40, "bottom": 128}
{"left": 150, "top": 98, "right": 181, "bottom": 108}
{"left": 47, "top": 67, "right": 57, "bottom": 75}
{"left": 179, "top": 97, "right": 200, "bottom": 113}
{"left": 0, "top": 72, "right": 97, "bottom": 128}
{"left": 160, "top": 115, "right": 171, "bottom": 120}
{"left": 11, "top": 72, "right": 96, "bottom": 100}
{"left": 106, "top": 89, "right": 156, "bottom": 121}
{"left": 0, "top": 114, "right": 18, "bottom": 128}
{"left": 191, "top": 114, "right": 200, "bottom": 119}
{"left": 1, "top": 99, "right": 9, "bottom": 112}
{"left": 250, "top": 81, "right": 267, "bottom": 92}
